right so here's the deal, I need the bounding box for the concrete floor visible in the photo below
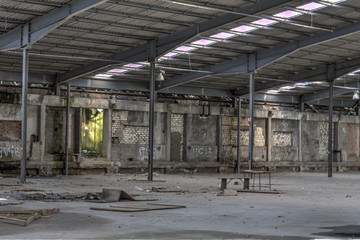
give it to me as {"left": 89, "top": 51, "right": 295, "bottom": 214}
{"left": 1, "top": 172, "right": 360, "bottom": 239}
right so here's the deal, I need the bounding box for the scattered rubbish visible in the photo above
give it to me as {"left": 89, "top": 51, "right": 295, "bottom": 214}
{"left": 346, "top": 195, "right": 352, "bottom": 198}
{"left": 0, "top": 200, "right": 24, "bottom": 206}
{"left": 134, "top": 186, "right": 144, "bottom": 191}
{"left": 151, "top": 186, "right": 187, "bottom": 193}
{"left": 217, "top": 189, "right": 238, "bottom": 196}
{"left": 0, "top": 208, "right": 59, "bottom": 226}
{"left": 90, "top": 203, "right": 186, "bottom": 212}
{"left": 86, "top": 188, "right": 157, "bottom": 203}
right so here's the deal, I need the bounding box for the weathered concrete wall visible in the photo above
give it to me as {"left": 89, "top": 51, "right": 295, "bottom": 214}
{"left": 0, "top": 92, "right": 359, "bottom": 175}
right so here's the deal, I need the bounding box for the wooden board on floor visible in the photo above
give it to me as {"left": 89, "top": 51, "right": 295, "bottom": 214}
{"left": 0, "top": 208, "right": 59, "bottom": 226}
{"left": 90, "top": 203, "right": 186, "bottom": 212}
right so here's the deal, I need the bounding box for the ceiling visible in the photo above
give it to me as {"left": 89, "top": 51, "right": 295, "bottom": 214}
{"left": 0, "top": 0, "right": 359, "bottom": 109}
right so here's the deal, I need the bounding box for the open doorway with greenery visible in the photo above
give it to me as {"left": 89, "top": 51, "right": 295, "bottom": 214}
{"left": 81, "top": 108, "right": 103, "bottom": 158}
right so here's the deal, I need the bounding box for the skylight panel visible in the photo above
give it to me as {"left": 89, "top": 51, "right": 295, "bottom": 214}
{"left": 297, "top": 2, "right": 326, "bottom": 11}
{"left": 124, "top": 63, "right": 143, "bottom": 68}
{"left": 175, "top": 45, "right": 197, "bottom": 52}
{"left": 280, "top": 85, "right": 296, "bottom": 90}
{"left": 210, "top": 32, "right": 236, "bottom": 40}
{"left": 191, "top": 39, "right": 216, "bottom": 46}
{"left": 231, "top": 25, "right": 257, "bottom": 33}
{"left": 252, "top": 18, "right": 278, "bottom": 26}
{"left": 164, "top": 52, "right": 179, "bottom": 58}
{"left": 267, "top": 89, "right": 280, "bottom": 94}
{"left": 108, "top": 68, "right": 128, "bottom": 73}
{"left": 295, "top": 82, "right": 311, "bottom": 86}
{"left": 95, "top": 74, "right": 113, "bottom": 78}
{"left": 274, "top": 10, "right": 303, "bottom": 19}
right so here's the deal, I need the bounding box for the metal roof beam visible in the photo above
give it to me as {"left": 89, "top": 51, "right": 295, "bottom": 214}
{"left": 57, "top": 0, "right": 293, "bottom": 83}
{"left": 0, "top": 0, "right": 108, "bottom": 50}
{"left": 300, "top": 87, "right": 355, "bottom": 103}
{"left": 0, "top": 70, "right": 53, "bottom": 84}
{"left": 158, "top": 20, "right": 360, "bottom": 90}
{"left": 234, "top": 56, "right": 360, "bottom": 96}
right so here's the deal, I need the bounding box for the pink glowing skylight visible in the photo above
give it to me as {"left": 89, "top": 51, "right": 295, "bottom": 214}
{"left": 191, "top": 39, "right": 216, "bottom": 46}
{"left": 124, "top": 63, "right": 143, "bottom": 68}
{"left": 164, "top": 52, "right": 179, "bottom": 57}
{"left": 95, "top": 74, "right": 113, "bottom": 78}
{"left": 175, "top": 45, "right": 196, "bottom": 52}
{"left": 231, "top": 25, "right": 257, "bottom": 33}
{"left": 274, "top": 10, "right": 302, "bottom": 19}
{"left": 297, "top": 2, "right": 325, "bottom": 11}
{"left": 252, "top": 18, "right": 277, "bottom": 26}
{"left": 108, "top": 68, "right": 127, "bottom": 73}
{"left": 210, "top": 32, "right": 235, "bottom": 39}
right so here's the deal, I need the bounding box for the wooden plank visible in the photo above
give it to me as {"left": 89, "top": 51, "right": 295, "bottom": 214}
{"left": 0, "top": 215, "right": 27, "bottom": 226}
{"left": 91, "top": 203, "right": 186, "bottom": 212}
{"left": 25, "top": 212, "right": 41, "bottom": 226}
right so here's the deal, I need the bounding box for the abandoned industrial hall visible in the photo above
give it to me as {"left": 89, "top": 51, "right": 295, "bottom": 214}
{"left": 0, "top": 0, "right": 360, "bottom": 239}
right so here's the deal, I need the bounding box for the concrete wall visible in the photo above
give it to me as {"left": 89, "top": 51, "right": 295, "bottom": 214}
{"left": 0, "top": 92, "right": 359, "bottom": 175}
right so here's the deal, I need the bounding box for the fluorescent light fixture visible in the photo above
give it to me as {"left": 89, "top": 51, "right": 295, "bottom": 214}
{"left": 231, "top": 25, "right": 257, "bottom": 33}
{"left": 175, "top": 45, "right": 197, "bottom": 52}
{"left": 0, "top": 198, "right": 7, "bottom": 201}
{"left": 95, "top": 74, "right": 113, "bottom": 78}
{"left": 352, "top": 90, "right": 360, "bottom": 100}
{"left": 124, "top": 63, "right": 143, "bottom": 68}
{"left": 191, "top": 39, "right": 216, "bottom": 46}
{"left": 210, "top": 32, "right": 236, "bottom": 39}
{"left": 297, "top": 2, "right": 326, "bottom": 11}
{"left": 164, "top": 52, "right": 179, "bottom": 58}
{"left": 295, "top": 82, "right": 311, "bottom": 86}
{"left": 108, "top": 68, "right": 128, "bottom": 73}
{"left": 267, "top": 89, "right": 280, "bottom": 94}
{"left": 252, "top": 18, "right": 278, "bottom": 26}
{"left": 322, "top": 0, "right": 346, "bottom": 3}
{"left": 274, "top": 10, "right": 303, "bottom": 19}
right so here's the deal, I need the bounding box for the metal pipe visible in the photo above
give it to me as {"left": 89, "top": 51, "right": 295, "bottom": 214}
{"left": 248, "top": 71, "right": 255, "bottom": 170}
{"left": 237, "top": 97, "right": 241, "bottom": 174}
{"left": 148, "top": 61, "right": 155, "bottom": 181}
{"left": 20, "top": 49, "right": 29, "bottom": 183}
{"left": 65, "top": 83, "right": 70, "bottom": 176}
{"left": 328, "top": 81, "right": 334, "bottom": 177}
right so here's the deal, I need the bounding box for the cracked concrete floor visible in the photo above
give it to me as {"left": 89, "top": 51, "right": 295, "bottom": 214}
{"left": 0, "top": 172, "right": 360, "bottom": 239}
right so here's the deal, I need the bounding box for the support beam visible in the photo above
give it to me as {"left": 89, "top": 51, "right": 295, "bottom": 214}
{"left": 0, "top": 0, "right": 108, "bottom": 50}
{"left": 236, "top": 97, "right": 241, "bottom": 174}
{"left": 235, "top": 56, "right": 360, "bottom": 97}
{"left": 57, "top": 0, "right": 293, "bottom": 83}
{"left": 64, "top": 83, "right": 71, "bottom": 176}
{"left": 328, "top": 81, "right": 334, "bottom": 178}
{"left": 300, "top": 87, "right": 356, "bottom": 103}
{"left": 148, "top": 41, "right": 156, "bottom": 181}
{"left": 158, "top": 21, "right": 360, "bottom": 90}
{"left": 248, "top": 72, "right": 255, "bottom": 170}
{"left": 20, "top": 49, "right": 29, "bottom": 183}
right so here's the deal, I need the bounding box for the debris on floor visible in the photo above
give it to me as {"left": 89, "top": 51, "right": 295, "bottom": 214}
{"left": 86, "top": 188, "right": 156, "bottom": 203}
{"left": 151, "top": 186, "right": 187, "bottom": 193}
{"left": 90, "top": 203, "right": 186, "bottom": 212}
{"left": 0, "top": 208, "right": 59, "bottom": 226}
{"left": 217, "top": 189, "right": 238, "bottom": 196}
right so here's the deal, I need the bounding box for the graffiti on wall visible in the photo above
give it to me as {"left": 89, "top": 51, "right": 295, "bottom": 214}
{"left": 0, "top": 145, "right": 22, "bottom": 159}
{"left": 192, "top": 147, "right": 213, "bottom": 155}
{"left": 138, "top": 146, "right": 157, "bottom": 161}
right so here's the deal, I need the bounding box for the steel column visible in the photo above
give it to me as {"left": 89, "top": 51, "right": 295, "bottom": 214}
{"left": 148, "top": 61, "right": 156, "bottom": 181}
{"left": 65, "top": 83, "right": 71, "bottom": 176}
{"left": 328, "top": 82, "right": 334, "bottom": 177}
{"left": 20, "top": 49, "right": 29, "bottom": 183}
{"left": 236, "top": 98, "right": 241, "bottom": 174}
{"left": 248, "top": 72, "right": 255, "bottom": 170}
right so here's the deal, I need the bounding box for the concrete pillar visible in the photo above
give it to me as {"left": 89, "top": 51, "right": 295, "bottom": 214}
{"left": 103, "top": 107, "right": 112, "bottom": 161}
{"left": 298, "top": 103, "right": 304, "bottom": 163}
{"left": 39, "top": 99, "right": 46, "bottom": 162}
{"left": 217, "top": 112, "right": 223, "bottom": 162}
